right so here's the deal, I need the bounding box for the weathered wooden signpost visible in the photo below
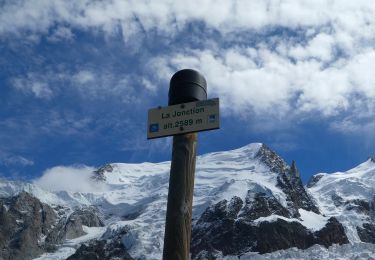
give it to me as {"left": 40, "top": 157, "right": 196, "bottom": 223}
{"left": 147, "top": 69, "right": 220, "bottom": 259}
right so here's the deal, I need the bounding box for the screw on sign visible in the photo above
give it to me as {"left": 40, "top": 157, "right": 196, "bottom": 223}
{"left": 147, "top": 69, "right": 220, "bottom": 260}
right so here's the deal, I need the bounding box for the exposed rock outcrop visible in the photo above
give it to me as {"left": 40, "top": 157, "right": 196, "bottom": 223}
{"left": 344, "top": 199, "right": 370, "bottom": 214}
{"left": 256, "top": 145, "right": 319, "bottom": 214}
{"left": 92, "top": 164, "right": 114, "bottom": 181}
{"left": 0, "top": 192, "right": 106, "bottom": 259}
{"left": 190, "top": 145, "right": 331, "bottom": 258}
{"left": 255, "top": 144, "right": 289, "bottom": 174}
{"left": 357, "top": 223, "right": 375, "bottom": 243}
{"left": 238, "top": 192, "right": 291, "bottom": 220}
{"left": 315, "top": 217, "right": 349, "bottom": 246}
{"left": 191, "top": 197, "right": 348, "bottom": 258}
{"left": 0, "top": 192, "right": 57, "bottom": 260}
{"left": 46, "top": 206, "right": 104, "bottom": 249}
{"left": 306, "top": 174, "right": 325, "bottom": 188}
{"left": 67, "top": 225, "right": 134, "bottom": 260}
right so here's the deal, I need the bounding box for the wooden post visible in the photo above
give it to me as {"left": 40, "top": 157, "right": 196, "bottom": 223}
{"left": 163, "top": 133, "right": 197, "bottom": 259}
{"left": 163, "top": 69, "right": 207, "bottom": 260}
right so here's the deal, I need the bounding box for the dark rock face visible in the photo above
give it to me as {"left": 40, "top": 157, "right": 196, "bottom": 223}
{"left": 67, "top": 226, "right": 134, "bottom": 260}
{"left": 277, "top": 172, "right": 320, "bottom": 215}
{"left": 256, "top": 145, "right": 319, "bottom": 215}
{"left": 191, "top": 196, "right": 348, "bottom": 258}
{"left": 331, "top": 194, "right": 344, "bottom": 207}
{"left": 92, "top": 164, "right": 114, "bottom": 181}
{"left": 67, "top": 240, "right": 134, "bottom": 260}
{"left": 370, "top": 195, "right": 375, "bottom": 220}
{"left": 238, "top": 192, "right": 291, "bottom": 220}
{"left": 46, "top": 206, "right": 104, "bottom": 248}
{"left": 0, "top": 192, "right": 106, "bottom": 259}
{"left": 192, "top": 197, "right": 243, "bottom": 256}
{"left": 199, "top": 196, "right": 243, "bottom": 223}
{"left": 0, "top": 192, "right": 57, "bottom": 260}
{"left": 254, "top": 219, "right": 314, "bottom": 253}
{"left": 290, "top": 160, "right": 300, "bottom": 178}
{"left": 194, "top": 249, "right": 223, "bottom": 260}
{"left": 315, "top": 217, "right": 349, "bottom": 246}
{"left": 65, "top": 206, "right": 104, "bottom": 238}
{"left": 306, "top": 174, "right": 325, "bottom": 188}
{"left": 329, "top": 195, "right": 370, "bottom": 214}
{"left": 191, "top": 144, "right": 333, "bottom": 258}
{"left": 344, "top": 199, "right": 370, "bottom": 214}
{"left": 256, "top": 144, "right": 289, "bottom": 174}
{"left": 357, "top": 223, "right": 375, "bottom": 243}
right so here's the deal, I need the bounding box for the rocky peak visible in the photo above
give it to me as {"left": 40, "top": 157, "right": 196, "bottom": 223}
{"left": 306, "top": 174, "right": 325, "bottom": 188}
{"left": 289, "top": 160, "right": 300, "bottom": 178}
{"left": 371, "top": 157, "right": 375, "bottom": 163}
{"left": 277, "top": 171, "right": 320, "bottom": 214}
{"left": 255, "top": 144, "right": 289, "bottom": 174}
{"left": 92, "top": 164, "right": 114, "bottom": 181}
{"left": 254, "top": 145, "right": 319, "bottom": 214}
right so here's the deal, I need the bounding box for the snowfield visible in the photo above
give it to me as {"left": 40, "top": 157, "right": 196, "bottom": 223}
{"left": 228, "top": 243, "right": 375, "bottom": 260}
{"left": 308, "top": 158, "right": 375, "bottom": 243}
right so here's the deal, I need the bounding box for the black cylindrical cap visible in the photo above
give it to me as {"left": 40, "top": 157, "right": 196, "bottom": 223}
{"left": 168, "top": 69, "right": 207, "bottom": 105}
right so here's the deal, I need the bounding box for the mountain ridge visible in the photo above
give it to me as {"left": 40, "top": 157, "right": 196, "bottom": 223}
{"left": 0, "top": 143, "right": 374, "bottom": 259}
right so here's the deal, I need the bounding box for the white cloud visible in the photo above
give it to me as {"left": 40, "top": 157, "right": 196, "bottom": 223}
{"left": 148, "top": 44, "right": 375, "bottom": 127}
{"left": 141, "top": 78, "right": 157, "bottom": 93}
{"left": 11, "top": 74, "right": 53, "bottom": 99}
{"left": 10, "top": 69, "right": 154, "bottom": 104}
{"left": 47, "top": 26, "right": 74, "bottom": 42}
{"left": 3, "top": 0, "right": 375, "bottom": 134}
{"left": 1, "top": 1, "right": 375, "bottom": 43}
{"left": 42, "top": 111, "right": 93, "bottom": 136}
{"left": 0, "top": 151, "right": 34, "bottom": 167}
{"left": 289, "top": 33, "right": 335, "bottom": 62}
{"left": 73, "top": 70, "right": 95, "bottom": 84}
{"left": 6, "top": 156, "right": 34, "bottom": 166}
{"left": 34, "top": 165, "right": 109, "bottom": 192}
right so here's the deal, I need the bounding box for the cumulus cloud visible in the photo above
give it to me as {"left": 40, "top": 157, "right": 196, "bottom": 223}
{"left": 1, "top": 1, "right": 375, "bottom": 40}
{"left": 149, "top": 41, "right": 375, "bottom": 128}
{"left": 34, "top": 165, "right": 108, "bottom": 192}
{"left": 3, "top": 0, "right": 375, "bottom": 134}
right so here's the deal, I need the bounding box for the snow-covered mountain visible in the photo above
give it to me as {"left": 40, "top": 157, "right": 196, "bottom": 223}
{"left": 307, "top": 157, "right": 375, "bottom": 244}
{"left": 0, "top": 143, "right": 374, "bottom": 259}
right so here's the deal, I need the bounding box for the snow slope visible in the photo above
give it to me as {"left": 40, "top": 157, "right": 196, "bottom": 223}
{"left": 227, "top": 243, "right": 375, "bottom": 260}
{"left": 308, "top": 158, "right": 375, "bottom": 243}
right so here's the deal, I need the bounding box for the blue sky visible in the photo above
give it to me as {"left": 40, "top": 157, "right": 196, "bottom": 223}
{"left": 0, "top": 1, "right": 374, "bottom": 183}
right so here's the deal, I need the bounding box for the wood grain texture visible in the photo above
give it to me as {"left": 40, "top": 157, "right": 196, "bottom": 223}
{"left": 163, "top": 133, "right": 197, "bottom": 260}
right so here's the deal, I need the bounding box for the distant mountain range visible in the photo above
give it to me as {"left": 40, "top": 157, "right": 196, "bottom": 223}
{"left": 1, "top": 143, "right": 375, "bottom": 259}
